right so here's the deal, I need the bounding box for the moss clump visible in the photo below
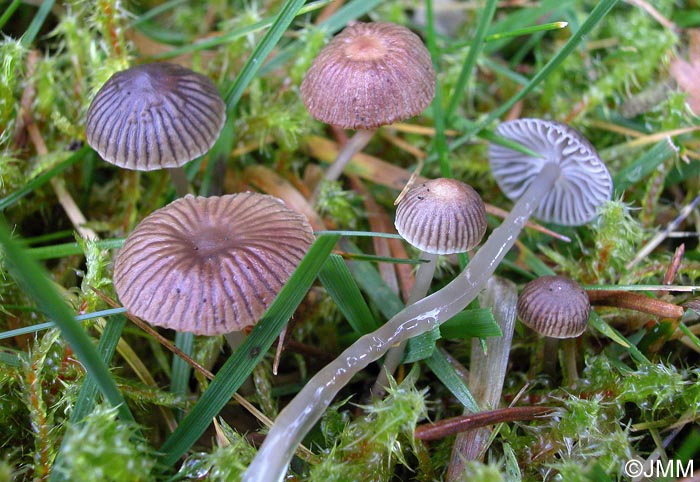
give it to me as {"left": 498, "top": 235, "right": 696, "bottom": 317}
{"left": 53, "top": 405, "right": 155, "bottom": 482}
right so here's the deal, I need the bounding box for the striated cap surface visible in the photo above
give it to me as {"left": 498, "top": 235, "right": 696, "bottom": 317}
{"left": 86, "top": 63, "right": 225, "bottom": 170}
{"left": 113, "top": 193, "right": 314, "bottom": 335}
{"left": 517, "top": 275, "right": 590, "bottom": 338}
{"left": 395, "top": 178, "right": 487, "bottom": 255}
{"left": 301, "top": 22, "right": 435, "bottom": 129}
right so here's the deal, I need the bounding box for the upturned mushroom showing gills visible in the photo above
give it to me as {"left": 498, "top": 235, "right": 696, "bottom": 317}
{"left": 517, "top": 276, "right": 590, "bottom": 339}
{"left": 489, "top": 118, "right": 612, "bottom": 226}
{"left": 113, "top": 193, "right": 314, "bottom": 336}
{"left": 301, "top": 21, "right": 435, "bottom": 183}
{"left": 86, "top": 63, "right": 225, "bottom": 171}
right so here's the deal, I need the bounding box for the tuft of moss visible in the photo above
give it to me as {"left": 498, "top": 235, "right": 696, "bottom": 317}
{"left": 53, "top": 405, "right": 155, "bottom": 482}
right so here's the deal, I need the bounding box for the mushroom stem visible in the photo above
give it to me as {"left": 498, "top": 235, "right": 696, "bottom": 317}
{"left": 243, "top": 163, "right": 561, "bottom": 482}
{"left": 167, "top": 167, "right": 191, "bottom": 197}
{"left": 371, "top": 252, "right": 439, "bottom": 398}
{"left": 322, "top": 129, "right": 376, "bottom": 182}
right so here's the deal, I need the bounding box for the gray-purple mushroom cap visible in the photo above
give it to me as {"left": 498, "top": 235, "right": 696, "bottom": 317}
{"left": 113, "top": 193, "right": 314, "bottom": 335}
{"left": 488, "top": 119, "right": 612, "bottom": 226}
{"left": 301, "top": 22, "right": 436, "bottom": 130}
{"left": 517, "top": 275, "right": 590, "bottom": 338}
{"left": 86, "top": 62, "right": 225, "bottom": 171}
{"left": 395, "top": 178, "right": 487, "bottom": 255}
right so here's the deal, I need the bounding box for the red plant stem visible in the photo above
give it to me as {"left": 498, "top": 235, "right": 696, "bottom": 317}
{"left": 587, "top": 290, "right": 685, "bottom": 319}
{"left": 415, "top": 406, "right": 556, "bottom": 441}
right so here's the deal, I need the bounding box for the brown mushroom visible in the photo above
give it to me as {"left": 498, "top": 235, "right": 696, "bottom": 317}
{"left": 86, "top": 63, "right": 226, "bottom": 195}
{"left": 113, "top": 193, "right": 314, "bottom": 335}
{"left": 301, "top": 22, "right": 435, "bottom": 184}
{"left": 373, "top": 178, "right": 487, "bottom": 396}
{"left": 517, "top": 275, "right": 590, "bottom": 339}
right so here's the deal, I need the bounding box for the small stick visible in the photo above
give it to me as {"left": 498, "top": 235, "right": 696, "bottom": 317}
{"left": 416, "top": 406, "right": 555, "bottom": 441}
{"left": 658, "top": 243, "right": 685, "bottom": 297}
{"left": 588, "top": 290, "right": 685, "bottom": 319}
{"left": 627, "top": 194, "right": 700, "bottom": 269}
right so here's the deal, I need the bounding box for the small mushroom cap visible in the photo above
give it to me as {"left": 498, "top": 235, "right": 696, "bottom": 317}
{"left": 86, "top": 63, "right": 226, "bottom": 171}
{"left": 517, "top": 275, "right": 590, "bottom": 338}
{"left": 395, "top": 178, "right": 487, "bottom": 255}
{"left": 113, "top": 193, "right": 314, "bottom": 335}
{"left": 301, "top": 22, "right": 436, "bottom": 130}
{"left": 488, "top": 118, "right": 612, "bottom": 226}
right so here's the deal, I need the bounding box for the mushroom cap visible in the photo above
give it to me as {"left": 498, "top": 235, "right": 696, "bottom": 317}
{"left": 395, "top": 178, "right": 487, "bottom": 255}
{"left": 488, "top": 118, "right": 612, "bottom": 226}
{"left": 113, "top": 193, "right": 314, "bottom": 335}
{"left": 516, "top": 275, "right": 590, "bottom": 338}
{"left": 300, "top": 22, "right": 436, "bottom": 130}
{"left": 86, "top": 63, "right": 226, "bottom": 171}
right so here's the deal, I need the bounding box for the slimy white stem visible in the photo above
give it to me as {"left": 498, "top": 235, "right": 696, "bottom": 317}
{"left": 243, "top": 163, "right": 561, "bottom": 482}
{"left": 371, "top": 252, "right": 439, "bottom": 398}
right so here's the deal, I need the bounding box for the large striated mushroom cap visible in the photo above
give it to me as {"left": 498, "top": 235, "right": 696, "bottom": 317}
{"left": 113, "top": 193, "right": 314, "bottom": 335}
{"left": 489, "top": 119, "right": 612, "bottom": 226}
{"left": 86, "top": 63, "right": 225, "bottom": 171}
{"left": 395, "top": 178, "right": 487, "bottom": 255}
{"left": 301, "top": 22, "right": 435, "bottom": 130}
{"left": 517, "top": 275, "right": 590, "bottom": 339}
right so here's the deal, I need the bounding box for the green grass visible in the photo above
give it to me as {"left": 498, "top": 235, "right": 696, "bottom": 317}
{"left": 2, "top": 0, "right": 700, "bottom": 480}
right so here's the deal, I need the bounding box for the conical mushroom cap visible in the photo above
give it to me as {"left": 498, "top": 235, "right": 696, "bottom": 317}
{"left": 395, "top": 178, "right": 487, "bottom": 255}
{"left": 86, "top": 63, "right": 226, "bottom": 171}
{"left": 488, "top": 119, "right": 612, "bottom": 226}
{"left": 517, "top": 275, "right": 590, "bottom": 338}
{"left": 301, "top": 22, "right": 435, "bottom": 129}
{"left": 113, "top": 193, "right": 314, "bottom": 335}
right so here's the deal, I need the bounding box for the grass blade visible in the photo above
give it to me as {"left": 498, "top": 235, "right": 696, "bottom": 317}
{"left": 223, "top": 0, "right": 307, "bottom": 112}
{"left": 319, "top": 254, "right": 378, "bottom": 334}
{"left": 445, "top": 0, "right": 498, "bottom": 121}
{"left": 0, "top": 146, "right": 89, "bottom": 211}
{"left": 158, "top": 233, "right": 340, "bottom": 467}
{"left": 448, "top": 0, "right": 620, "bottom": 150}
{"left": 0, "top": 217, "right": 134, "bottom": 423}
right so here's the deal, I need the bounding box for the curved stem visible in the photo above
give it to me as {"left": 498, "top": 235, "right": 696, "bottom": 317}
{"left": 371, "top": 252, "right": 438, "bottom": 398}
{"left": 243, "top": 163, "right": 561, "bottom": 482}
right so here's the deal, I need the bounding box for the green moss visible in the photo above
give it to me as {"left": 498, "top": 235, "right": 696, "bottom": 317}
{"left": 53, "top": 405, "right": 155, "bottom": 482}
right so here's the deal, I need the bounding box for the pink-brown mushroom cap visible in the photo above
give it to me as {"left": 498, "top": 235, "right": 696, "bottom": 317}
{"left": 517, "top": 275, "right": 590, "bottom": 338}
{"left": 86, "top": 63, "right": 225, "bottom": 171}
{"left": 395, "top": 178, "right": 487, "bottom": 255}
{"left": 301, "top": 22, "right": 436, "bottom": 130}
{"left": 113, "top": 193, "right": 314, "bottom": 335}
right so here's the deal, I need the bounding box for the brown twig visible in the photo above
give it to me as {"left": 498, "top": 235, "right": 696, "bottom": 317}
{"left": 659, "top": 244, "right": 685, "bottom": 298}
{"left": 415, "top": 406, "right": 556, "bottom": 441}
{"left": 588, "top": 290, "right": 685, "bottom": 319}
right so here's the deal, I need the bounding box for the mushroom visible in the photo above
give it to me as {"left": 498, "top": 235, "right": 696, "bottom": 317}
{"left": 517, "top": 275, "right": 591, "bottom": 383}
{"left": 517, "top": 275, "right": 590, "bottom": 339}
{"left": 242, "top": 121, "right": 612, "bottom": 482}
{"left": 488, "top": 118, "right": 612, "bottom": 226}
{"left": 86, "top": 62, "right": 226, "bottom": 196}
{"left": 301, "top": 22, "right": 435, "bottom": 184}
{"left": 373, "top": 178, "right": 487, "bottom": 396}
{"left": 113, "top": 193, "right": 314, "bottom": 335}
